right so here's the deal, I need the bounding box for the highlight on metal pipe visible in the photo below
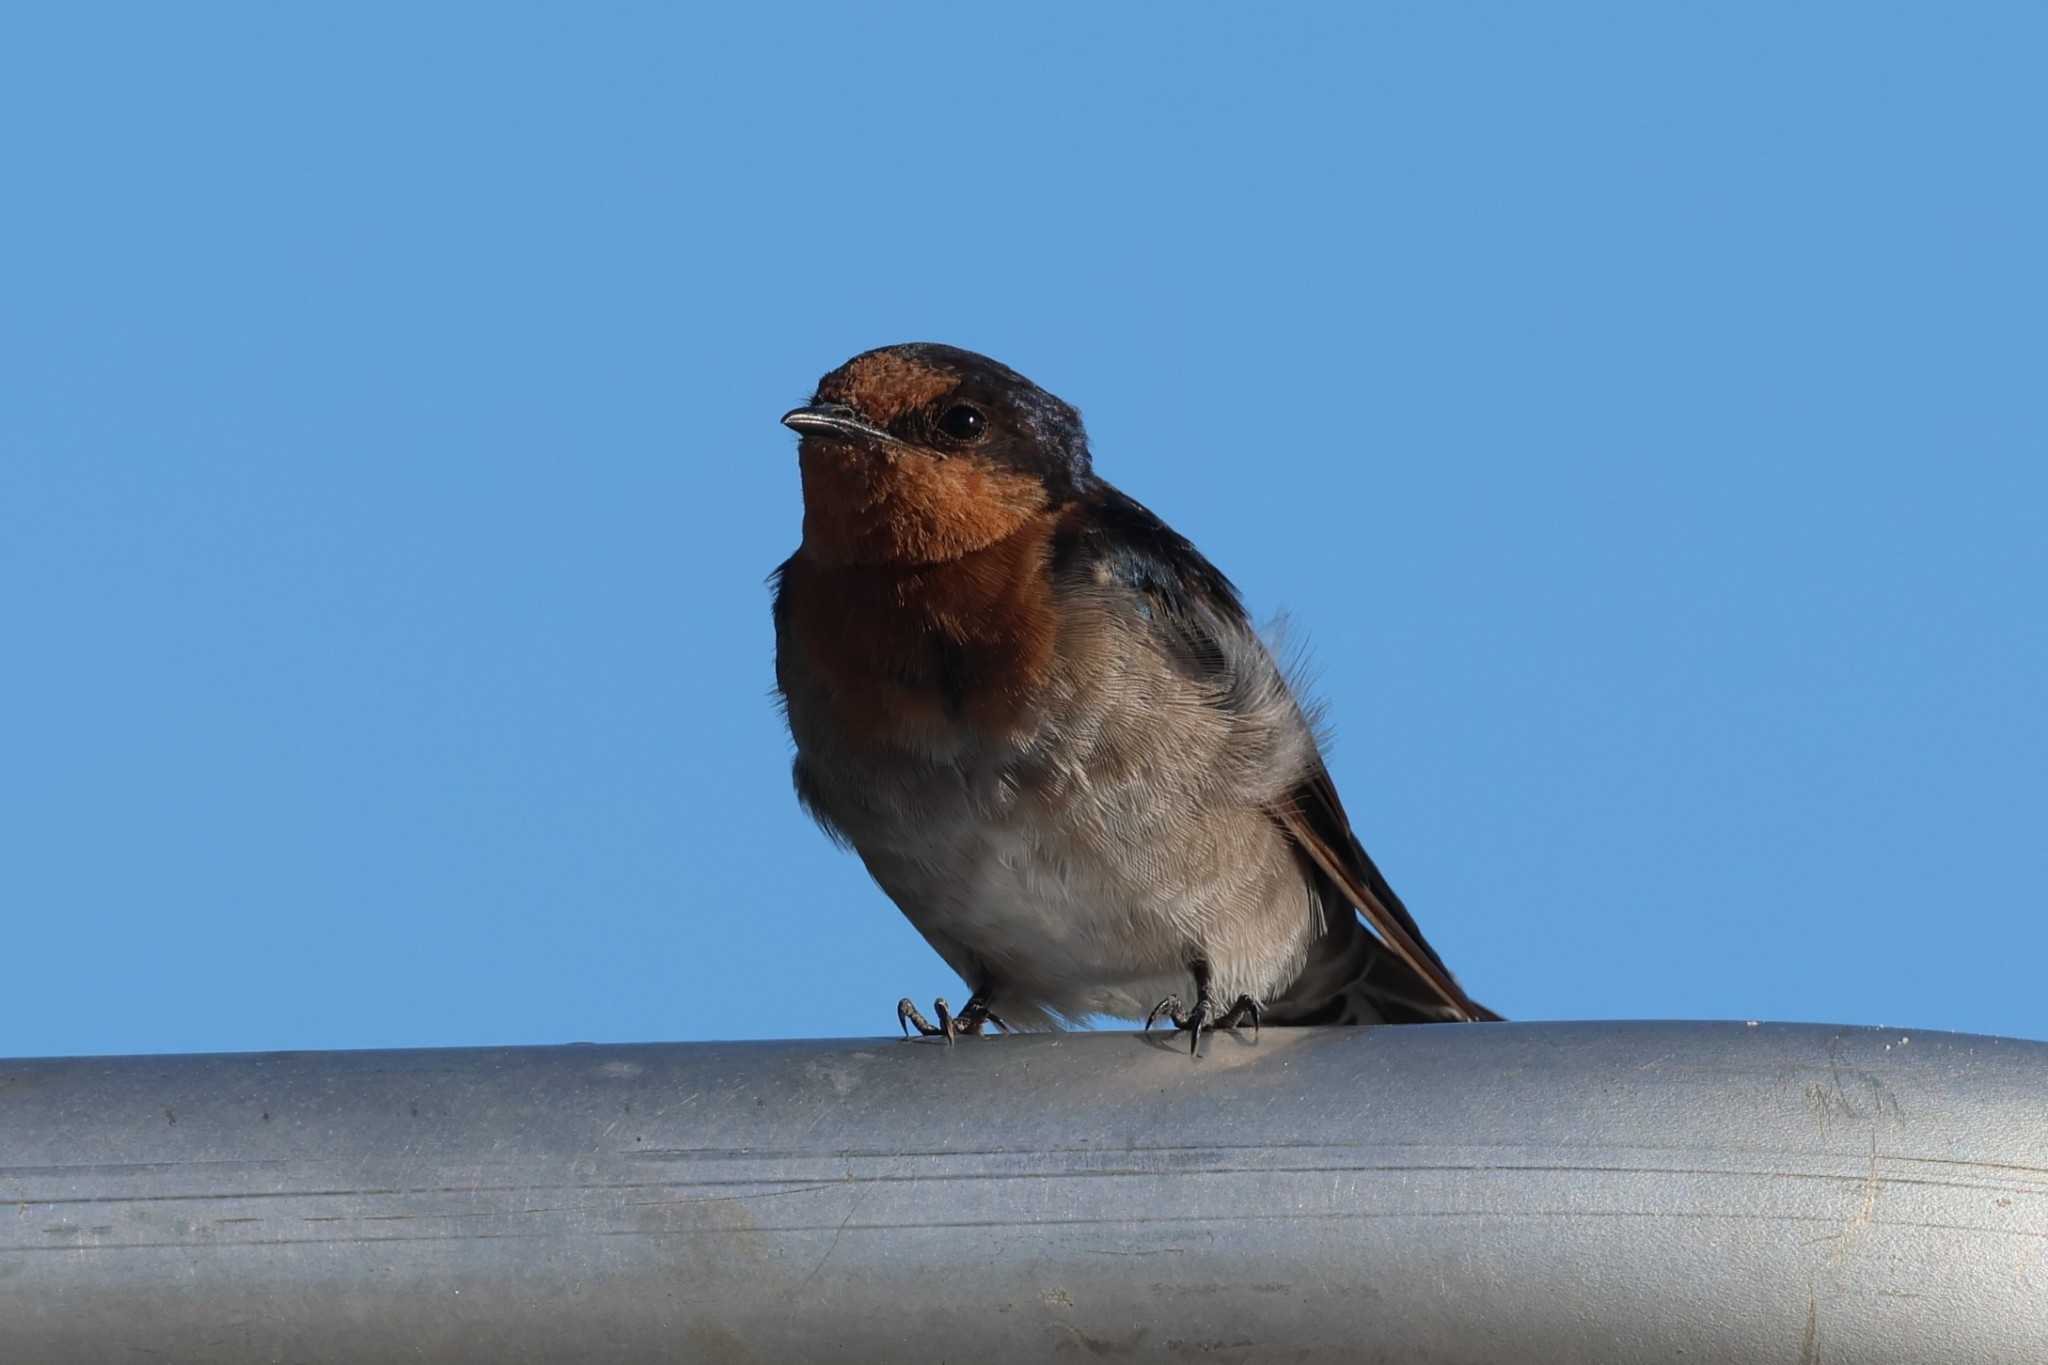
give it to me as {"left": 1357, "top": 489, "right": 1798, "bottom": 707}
{"left": 3, "top": 1020, "right": 2044, "bottom": 1362}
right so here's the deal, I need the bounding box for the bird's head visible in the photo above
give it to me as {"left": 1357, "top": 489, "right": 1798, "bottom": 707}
{"left": 782, "top": 343, "right": 1091, "bottom": 566}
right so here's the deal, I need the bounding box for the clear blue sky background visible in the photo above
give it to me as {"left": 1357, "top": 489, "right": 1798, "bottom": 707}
{"left": 4, "top": 5, "right": 2043, "bottom": 1058}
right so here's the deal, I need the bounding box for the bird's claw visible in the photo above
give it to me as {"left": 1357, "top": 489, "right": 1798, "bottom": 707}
{"left": 1146, "top": 993, "right": 1212, "bottom": 1055}
{"left": 1147, "top": 984, "right": 1262, "bottom": 1058}
{"left": 897, "top": 996, "right": 937, "bottom": 1038}
{"left": 1144, "top": 993, "right": 1189, "bottom": 1033}
{"left": 897, "top": 992, "right": 1010, "bottom": 1042}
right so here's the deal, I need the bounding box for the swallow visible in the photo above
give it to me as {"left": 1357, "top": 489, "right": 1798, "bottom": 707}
{"left": 772, "top": 343, "right": 1498, "bottom": 1054}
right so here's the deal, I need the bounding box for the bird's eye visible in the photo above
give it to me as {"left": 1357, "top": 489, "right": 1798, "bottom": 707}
{"left": 936, "top": 403, "right": 986, "bottom": 442}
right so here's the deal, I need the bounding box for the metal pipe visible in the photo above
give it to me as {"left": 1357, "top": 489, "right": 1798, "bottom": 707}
{"left": 3, "top": 1021, "right": 2044, "bottom": 1362}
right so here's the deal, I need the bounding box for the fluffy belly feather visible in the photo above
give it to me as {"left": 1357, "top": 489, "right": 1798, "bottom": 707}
{"left": 859, "top": 794, "right": 1316, "bottom": 1026}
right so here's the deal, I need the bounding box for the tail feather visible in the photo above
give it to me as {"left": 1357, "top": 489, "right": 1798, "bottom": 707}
{"left": 1271, "top": 765, "right": 1498, "bottom": 1024}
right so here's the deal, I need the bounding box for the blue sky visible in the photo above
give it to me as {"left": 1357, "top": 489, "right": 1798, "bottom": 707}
{"left": 3, "top": 4, "right": 2042, "bottom": 1057}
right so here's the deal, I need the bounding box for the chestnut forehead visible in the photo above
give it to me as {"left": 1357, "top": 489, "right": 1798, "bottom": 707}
{"left": 816, "top": 352, "right": 958, "bottom": 425}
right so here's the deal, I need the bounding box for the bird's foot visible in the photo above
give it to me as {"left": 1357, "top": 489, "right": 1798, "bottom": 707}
{"left": 1146, "top": 982, "right": 1261, "bottom": 1057}
{"left": 897, "top": 990, "right": 1012, "bottom": 1042}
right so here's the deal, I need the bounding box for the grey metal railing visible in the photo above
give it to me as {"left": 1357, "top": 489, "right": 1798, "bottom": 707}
{"left": 3, "top": 1020, "right": 2044, "bottom": 1362}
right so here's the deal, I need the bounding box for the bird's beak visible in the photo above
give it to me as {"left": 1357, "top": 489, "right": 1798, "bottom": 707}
{"left": 781, "top": 402, "right": 901, "bottom": 447}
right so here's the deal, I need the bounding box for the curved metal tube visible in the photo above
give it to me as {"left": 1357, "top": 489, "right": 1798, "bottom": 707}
{"left": 3, "top": 1021, "right": 2044, "bottom": 1362}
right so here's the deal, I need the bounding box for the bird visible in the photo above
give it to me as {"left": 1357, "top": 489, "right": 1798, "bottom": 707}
{"left": 771, "top": 343, "right": 1498, "bottom": 1054}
